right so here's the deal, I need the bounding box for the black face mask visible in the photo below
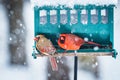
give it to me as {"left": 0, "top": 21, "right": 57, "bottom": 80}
{"left": 60, "top": 36, "right": 65, "bottom": 44}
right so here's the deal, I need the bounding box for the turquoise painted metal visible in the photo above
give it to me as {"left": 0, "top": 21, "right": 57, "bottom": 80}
{"left": 32, "top": 5, "right": 117, "bottom": 58}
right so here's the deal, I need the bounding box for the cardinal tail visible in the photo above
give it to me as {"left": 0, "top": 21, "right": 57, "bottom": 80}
{"left": 87, "top": 41, "right": 101, "bottom": 46}
{"left": 49, "top": 57, "right": 58, "bottom": 71}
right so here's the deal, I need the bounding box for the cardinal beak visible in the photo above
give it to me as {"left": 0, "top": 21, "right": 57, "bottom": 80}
{"left": 34, "top": 37, "right": 39, "bottom": 41}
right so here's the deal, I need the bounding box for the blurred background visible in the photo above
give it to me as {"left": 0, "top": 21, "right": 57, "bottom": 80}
{"left": 0, "top": 0, "right": 120, "bottom": 80}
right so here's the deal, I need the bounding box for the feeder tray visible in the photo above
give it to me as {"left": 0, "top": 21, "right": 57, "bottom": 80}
{"left": 32, "top": 5, "right": 118, "bottom": 58}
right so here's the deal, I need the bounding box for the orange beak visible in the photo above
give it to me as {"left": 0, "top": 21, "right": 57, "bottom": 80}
{"left": 34, "top": 37, "right": 39, "bottom": 41}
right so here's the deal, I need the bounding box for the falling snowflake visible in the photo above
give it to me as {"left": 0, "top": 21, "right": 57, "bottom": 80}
{"left": 48, "top": 73, "right": 51, "bottom": 77}
{"left": 91, "top": 39, "right": 94, "bottom": 41}
{"left": 23, "top": 62, "right": 27, "bottom": 65}
{"left": 93, "top": 46, "right": 99, "bottom": 51}
{"left": 74, "top": 50, "right": 77, "bottom": 53}
{"left": 9, "top": 33, "right": 17, "bottom": 44}
{"left": 58, "top": 25, "right": 61, "bottom": 28}
{"left": 21, "top": 30, "right": 24, "bottom": 33}
{"left": 14, "top": 29, "right": 21, "bottom": 35}
{"left": 92, "top": 62, "right": 98, "bottom": 68}
{"left": 60, "top": 60, "right": 64, "bottom": 64}
{"left": 95, "top": 62, "right": 98, "bottom": 66}
{"left": 9, "top": 37, "right": 12, "bottom": 41}
{"left": 20, "top": 23, "right": 23, "bottom": 27}
{"left": 10, "top": 10, "right": 14, "bottom": 15}
{"left": 89, "top": 34, "right": 92, "bottom": 37}
{"left": 84, "top": 37, "right": 89, "bottom": 42}
{"left": 70, "top": 23, "right": 72, "bottom": 26}
{"left": 57, "top": 60, "right": 60, "bottom": 63}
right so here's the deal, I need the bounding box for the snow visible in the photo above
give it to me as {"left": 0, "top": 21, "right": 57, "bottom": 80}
{"left": 93, "top": 46, "right": 99, "bottom": 51}
{"left": 0, "top": 0, "right": 120, "bottom": 80}
{"left": 89, "top": 34, "right": 93, "bottom": 37}
{"left": 31, "top": 0, "right": 118, "bottom": 7}
{"left": 74, "top": 50, "right": 77, "bottom": 53}
{"left": 84, "top": 37, "right": 89, "bottom": 42}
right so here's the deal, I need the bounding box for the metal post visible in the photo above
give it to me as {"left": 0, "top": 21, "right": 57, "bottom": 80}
{"left": 74, "top": 56, "right": 78, "bottom": 80}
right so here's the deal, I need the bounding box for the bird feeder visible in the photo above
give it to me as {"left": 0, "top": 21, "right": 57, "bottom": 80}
{"left": 31, "top": 0, "right": 118, "bottom": 79}
{"left": 32, "top": 0, "right": 118, "bottom": 58}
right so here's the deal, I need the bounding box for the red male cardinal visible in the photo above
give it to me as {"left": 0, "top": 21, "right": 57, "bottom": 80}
{"left": 34, "top": 35, "right": 58, "bottom": 71}
{"left": 58, "top": 34, "right": 100, "bottom": 50}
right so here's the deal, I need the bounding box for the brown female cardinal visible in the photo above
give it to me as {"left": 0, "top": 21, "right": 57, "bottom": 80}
{"left": 58, "top": 34, "right": 100, "bottom": 50}
{"left": 34, "top": 35, "right": 58, "bottom": 71}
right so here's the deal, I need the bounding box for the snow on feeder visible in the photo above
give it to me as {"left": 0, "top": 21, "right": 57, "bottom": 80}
{"left": 31, "top": 0, "right": 118, "bottom": 59}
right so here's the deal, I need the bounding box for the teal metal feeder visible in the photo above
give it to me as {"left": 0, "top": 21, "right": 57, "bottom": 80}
{"left": 32, "top": 4, "right": 117, "bottom": 58}
{"left": 32, "top": 2, "right": 118, "bottom": 80}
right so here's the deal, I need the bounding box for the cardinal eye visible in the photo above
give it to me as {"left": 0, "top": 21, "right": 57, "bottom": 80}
{"left": 60, "top": 36, "right": 64, "bottom": 40}
{"left": 60, "top": 36, "right": 65, "bottom": 44}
